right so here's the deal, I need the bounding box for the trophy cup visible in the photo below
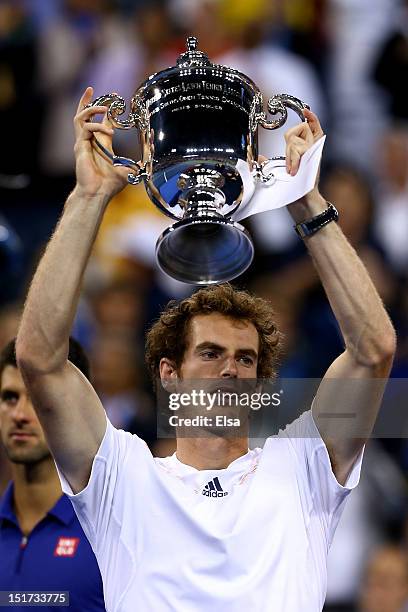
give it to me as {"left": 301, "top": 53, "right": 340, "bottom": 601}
{"left": 88, "top": 36, "right": 308, "bottom": 284}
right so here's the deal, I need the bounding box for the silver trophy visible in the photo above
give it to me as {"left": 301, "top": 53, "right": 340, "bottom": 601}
{"left": 89, "top": 36, "right": 308, "bottom": 284}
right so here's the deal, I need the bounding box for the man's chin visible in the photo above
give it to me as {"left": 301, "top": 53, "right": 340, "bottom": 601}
{"left": 5, "top": 445, "right": 51, "bottom": 465}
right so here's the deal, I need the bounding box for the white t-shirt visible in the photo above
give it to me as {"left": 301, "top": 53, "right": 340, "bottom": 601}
{"left": 57, "top": 410, "right": 363, "bottom": 612}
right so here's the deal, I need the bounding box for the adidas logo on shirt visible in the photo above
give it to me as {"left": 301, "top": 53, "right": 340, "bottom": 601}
{"left": 202, "top": 477, "right": 228, "bottom": 497}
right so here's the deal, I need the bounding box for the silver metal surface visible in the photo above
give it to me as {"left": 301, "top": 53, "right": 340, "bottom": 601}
{"left": 259, "top": 94, "right": 310, "bottom": 130}
{"left": 252, "top": 157, "right": 287, "bottom": 185}
{"left": 177, "top": 35, "right": 211, "bottom": 67}
{"left": 156, "top": 216, "right": 254, "bottom": 285}
{"left": 88, "top": 93, "right": 150, "bottom": 185}
{"left": 86, "top": 37, "right": 309, "bottom": 283}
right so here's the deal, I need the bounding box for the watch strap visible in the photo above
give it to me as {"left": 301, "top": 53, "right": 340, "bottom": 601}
{"left": 294, "top": 202, "right": 339, "bottom": 239}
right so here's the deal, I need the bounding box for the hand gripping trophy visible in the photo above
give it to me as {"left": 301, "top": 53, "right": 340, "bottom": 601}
{"left": 88, "top": 36, "right": 309, "bottom": 284}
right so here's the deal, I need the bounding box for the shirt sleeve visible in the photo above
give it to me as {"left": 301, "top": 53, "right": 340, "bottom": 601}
{"left": 278, "top": 409, "right": 364, "bottom": 545}
{"left": 55, "top": 415, "right": 151, "bottom": 548}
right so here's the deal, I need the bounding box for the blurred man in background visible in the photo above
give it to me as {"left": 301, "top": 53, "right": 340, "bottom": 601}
{"left": 0, "top": 338, "right": 105, "bottom": 612}
{"left": 358, "top": 545, "right": 408, "bottom": 612}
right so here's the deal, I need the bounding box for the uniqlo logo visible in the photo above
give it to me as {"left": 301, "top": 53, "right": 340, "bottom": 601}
{"left": 54, "top": 537, "right": 80, "bottom": 557}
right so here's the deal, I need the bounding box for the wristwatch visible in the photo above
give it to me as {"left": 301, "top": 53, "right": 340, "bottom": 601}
{"left": 294, "top": 202, "right": 339, "bottom": 239}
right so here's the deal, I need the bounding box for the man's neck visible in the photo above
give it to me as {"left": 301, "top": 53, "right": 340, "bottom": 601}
{"left": 11, "top": 459, "right": 62, "bottom": 535}
{"left": 176, "top": 437, "right": 249, "bottom": 470}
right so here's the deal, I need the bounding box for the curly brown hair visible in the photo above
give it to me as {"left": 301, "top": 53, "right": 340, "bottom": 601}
{"left": 145, "top": 284, "right": 283, "bottom": 387}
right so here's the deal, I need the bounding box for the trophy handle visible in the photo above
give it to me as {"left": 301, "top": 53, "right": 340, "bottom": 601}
{"left": 258, "top": 93, "right": 310, "bottom": 130}
{"left": 87, "top": 93, "right": 150, "bottom": 185}
{"left": 253, "top": 156, "right": 287, "bottom": 184}
{"left": 251, "top": 94, "right": 310, "bottom": 183}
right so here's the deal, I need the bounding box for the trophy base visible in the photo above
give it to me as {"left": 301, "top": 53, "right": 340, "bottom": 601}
{"left": 156, "top": 216, "right": 254, "bottom": 284}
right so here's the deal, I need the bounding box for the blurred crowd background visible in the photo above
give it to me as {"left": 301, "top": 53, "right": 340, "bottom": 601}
{"left": 0, "top": 0, "right": 408, "bottom": 609}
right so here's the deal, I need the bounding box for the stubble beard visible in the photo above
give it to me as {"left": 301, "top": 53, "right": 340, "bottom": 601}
{"left": 4, "top": 442, "right": 51, "bottom": 466}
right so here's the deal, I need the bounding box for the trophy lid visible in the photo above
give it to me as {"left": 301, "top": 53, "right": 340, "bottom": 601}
{"left": 176, "top": 36, "right": 211, "bottom": 67}
{"left": 138, "top": 34, "right": 259, "bottom": 96}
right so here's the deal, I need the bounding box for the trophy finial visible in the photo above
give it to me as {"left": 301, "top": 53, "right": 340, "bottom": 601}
{"left": 177, "top": 36, "right": 210, "bottom": 67}
{"left": 187, "top": 36, "right": 198, "bottom": 51}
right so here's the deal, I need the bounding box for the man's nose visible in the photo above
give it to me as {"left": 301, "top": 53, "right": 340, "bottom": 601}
{"left": 11, "top": 399, "right": 31, "bottom": 424}
{"left": 220, "top": 357, "right": 238, "bottom": 378}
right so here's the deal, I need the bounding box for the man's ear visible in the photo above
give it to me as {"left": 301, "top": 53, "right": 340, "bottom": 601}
{"left": 159, "top": 357, "right": 178, "bottom": 378}
{"left": 159, "top": 358, "right": 178, "bottom": 393}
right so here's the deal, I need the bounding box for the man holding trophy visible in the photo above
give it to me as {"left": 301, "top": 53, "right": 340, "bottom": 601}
{"left": 15, "top": 39, "right": 396, "bottom": 611}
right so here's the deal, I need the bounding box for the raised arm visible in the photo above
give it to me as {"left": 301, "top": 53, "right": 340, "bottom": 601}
{"left": 16, "top": 87, "right": 128, "bottom": 493}
{"left": 284, "top": 110, "right": 397, "bottom": 484}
